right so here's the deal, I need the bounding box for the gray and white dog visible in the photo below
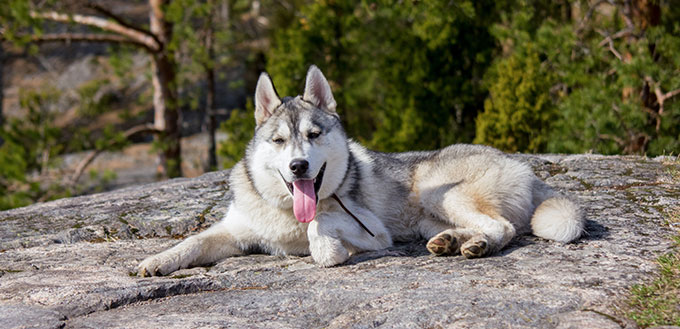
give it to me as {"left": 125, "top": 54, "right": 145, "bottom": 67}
{"left": 138, "top": 65, "right": 584, "bottom": 276}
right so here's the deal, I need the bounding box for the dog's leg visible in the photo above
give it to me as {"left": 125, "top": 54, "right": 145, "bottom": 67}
{"left": 418, "top": 219, "right": 461, "bottom": 256}
{"left": 422, "top": 189, "right": 517, "bottom": 258}
{"left": 137, "top": 206, "right": 249, "bottom": 276}
{"left": 308, "top": 209, "right": 391, "bottom": 267}
{"left": 425, "top": 228, "right": 478, "bottom": 256}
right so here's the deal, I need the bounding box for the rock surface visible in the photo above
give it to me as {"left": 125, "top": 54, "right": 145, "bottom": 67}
{"left": 1, "top": 154, "right": 678, "bottom": 328}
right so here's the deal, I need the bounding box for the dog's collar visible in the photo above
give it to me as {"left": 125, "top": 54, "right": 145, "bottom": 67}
{"left": 331, "top": 194, "right": 375, "bottom": 237}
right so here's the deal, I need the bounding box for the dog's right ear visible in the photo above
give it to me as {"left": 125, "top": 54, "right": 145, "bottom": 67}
{"left": 254, "top": 73, "right": 282, "bottom": 126}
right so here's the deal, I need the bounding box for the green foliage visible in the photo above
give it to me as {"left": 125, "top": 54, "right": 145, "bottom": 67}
{"left": 267, "top": 0, "right": 502, "bottom": 152}
{"left": 627, "top": 209, "right": 680, "bottom": 327}
{"left": 0, "top": 87, "right": 133, "bottom": 210}
{"left": 474, "top": 44, "right": 555, "bottom": 152}
{"left": 88, "top": 169, "right": 118, "bottom": 193}
{"left": 547, "top": 18, "right": 680, "bottom": 155}
{"left": 481, "top": 1, "right": 680, "bottom": 155}
{"left": 0, "top": 89, "right": 67, "bottom": 209}
{"left": 77, "top": 79, "right": 115, "bottom": 118}
{"left": 0, "top": 0, "right": 41, "bottom": 44}
{"left": 217, "top": 99, "right": 256, "bottom": 168}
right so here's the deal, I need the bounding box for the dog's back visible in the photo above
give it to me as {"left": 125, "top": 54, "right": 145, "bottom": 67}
{"left": 347, "top": 143, "right": 583, "bottom": 256}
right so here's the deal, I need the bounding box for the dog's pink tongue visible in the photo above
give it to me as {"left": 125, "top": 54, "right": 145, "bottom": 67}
{"left": 293, "top": 180, "right": 316, "bottom": 223}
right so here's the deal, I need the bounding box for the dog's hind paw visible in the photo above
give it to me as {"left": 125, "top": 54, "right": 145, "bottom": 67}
{"left": 427, "top": 232, "right": 458, "bottom": 256}
{"left": 461, "top": 237, "right": 488, "bottom": 259}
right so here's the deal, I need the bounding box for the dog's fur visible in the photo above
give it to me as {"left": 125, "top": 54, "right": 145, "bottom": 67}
{"left": 138, "top": 66, "right": 583, "bottom": 276}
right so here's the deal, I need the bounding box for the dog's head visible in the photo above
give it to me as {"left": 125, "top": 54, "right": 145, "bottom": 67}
{"left": 247, "top": 66, "right": 349, "bottom": 222}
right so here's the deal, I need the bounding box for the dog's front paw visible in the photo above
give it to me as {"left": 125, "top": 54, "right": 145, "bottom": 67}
{"left": 309, "top": 237, "right": 349, "bottom": 267}
{"left": 312, "top": 249, "right": 350, "bottom": 267}
{"left": 137, "top": 254, "right": 180, "bottom": 277}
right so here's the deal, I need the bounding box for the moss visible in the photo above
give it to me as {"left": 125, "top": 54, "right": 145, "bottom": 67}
{"left": 666, "top": 165, "right": 680, "bottom": 181}
{"left": 165, "top": 225, "right": 173, "bottom": 235}
{"left": 628, "top": 252, "right": 680, "bottom": 327}
{"left": 547, "top": 163, "right": 568, "bottom": 176}
{"left": 626, "top": 207, "right": 680, "bottom": 327}
{"left": 623, "top": 168, "right": 634, "bottom": 176}
{"left": 197, "top": 205, "right": 214, "bottom": 224}
{"left": 0, "top": 216, "right": 19, "bottom": 222}
{"left": 577, "top": 178, "right": 594, "bottom": 190}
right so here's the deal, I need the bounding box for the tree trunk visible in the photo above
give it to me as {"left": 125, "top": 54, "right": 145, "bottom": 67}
{"left": 205, "top": 54, "right": 217, "bottom": 171}
{"left": 149, "top": 0, "right": 182, "bottom": 178}
{"left": 0, "top": 44, "right": 4, "bottom": 146}
{"left": 204, "top": 0, "right": 219, "bottom": 171}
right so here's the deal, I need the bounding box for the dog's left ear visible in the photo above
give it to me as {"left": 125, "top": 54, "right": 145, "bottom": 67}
{"left": 303, "top": 65, "right": 337, "bottom": 113}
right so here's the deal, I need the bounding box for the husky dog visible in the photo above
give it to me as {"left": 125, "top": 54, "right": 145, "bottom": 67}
{"left": 138, "top": 66, "right": 583, "bottom": 276}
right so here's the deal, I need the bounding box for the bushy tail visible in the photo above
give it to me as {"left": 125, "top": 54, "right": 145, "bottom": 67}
{"left": 531, "top": 197, "right": 584, "bottom": 243}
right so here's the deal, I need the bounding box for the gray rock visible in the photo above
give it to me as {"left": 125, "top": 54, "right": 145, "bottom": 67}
{"left": 0, "top": 304, "right": 64, "bottom": 329}
{"left": 0, "top": 154, "right": 678, "bottom": 328}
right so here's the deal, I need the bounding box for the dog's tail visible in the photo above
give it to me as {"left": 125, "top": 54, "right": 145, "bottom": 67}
{"left": 530, "top": 180, "right": 584, "bottom": 243}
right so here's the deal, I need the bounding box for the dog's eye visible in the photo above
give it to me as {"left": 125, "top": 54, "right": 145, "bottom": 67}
{"left": 272, "top": 137, "right": 285, "bottom": 144}
{"left": 307, "top": 132, "right": 321, "bottom": 140}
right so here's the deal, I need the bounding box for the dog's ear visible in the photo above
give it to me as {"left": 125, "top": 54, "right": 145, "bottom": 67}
{"left": 254, "top": 73, "right": 282, "bottom": 126}
{"left": 303, "top": 65, "right": 337, "bottom": 113}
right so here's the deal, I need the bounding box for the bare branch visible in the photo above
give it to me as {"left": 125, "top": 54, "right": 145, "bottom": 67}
{"left": 86, "top": 3, "right": 161, "bottom": 47}
{"left": 596, "top": 29, "right": 624, "bottom": 62}
{"left": 621, "top": 0, "right": 636, "bottom": 31}
{"left": 30, "top": 11, "right": 159, "bottom": 51}
{"left": 68, "top": 124, "right": 162, "bottom": 186}
{"left": 597, "top": 27, "right": 634, "bottom": 47}
{"left": 598, "top": 133, "right": 625, "bottom": 147}
{"left": 576, "top": 0, "right": 610, "bottom": 34}
{"left": 606, "top": 39, "right": 623, "bottom": 61}
{"left": 644, "top": 76, "right": 680, "bottom": 114}
{"left": 597, "top": 35, "right": 622, "bottom": 61}
{"left": 31, "top": 32, "right": 151, "bottom": 48}
{"left": 665, "top": 88, "right": 680, "bottom": 101}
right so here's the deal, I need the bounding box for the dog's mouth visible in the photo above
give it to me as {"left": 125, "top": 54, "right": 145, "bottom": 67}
{"left": 281, "top": 163, "right": 326, "bottom": 223}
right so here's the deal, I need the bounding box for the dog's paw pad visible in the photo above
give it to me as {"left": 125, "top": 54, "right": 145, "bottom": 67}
{"left": 427, "top": 233, "right": 456, "bottom": 256}
{"left": 461, "top": 239, "right": 487, "bottom": 259}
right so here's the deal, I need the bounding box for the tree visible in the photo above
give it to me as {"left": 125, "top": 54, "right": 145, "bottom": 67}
{"left": 267, "top": 0, "right": 503, "bottom": 152}
{"left": 1, "top": 0, "right": 183, "bottom": 178}
{"left": 474, "top": 44, "right": 555, "bottom": 153}
{"left": 479, "top": 0, "right": 680, "bottom": 155}
{"left": 0, "top": 44, "right": 4, "bottom": 146}
{"left": 473, "top": 1, "right": 569, "bottom": 153}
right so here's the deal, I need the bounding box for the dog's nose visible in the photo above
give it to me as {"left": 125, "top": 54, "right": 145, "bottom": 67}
{"left": 289, "top": 159, "right": 309, "bottom": 176}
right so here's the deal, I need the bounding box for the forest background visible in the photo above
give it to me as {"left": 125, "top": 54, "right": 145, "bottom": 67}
{"left": 0, "top": 0, "right": 678, "bottom": 210}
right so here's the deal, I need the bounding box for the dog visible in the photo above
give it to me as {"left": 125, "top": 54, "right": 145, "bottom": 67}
{"left": 138, "top": 65, "right": 584, "bottom": 276}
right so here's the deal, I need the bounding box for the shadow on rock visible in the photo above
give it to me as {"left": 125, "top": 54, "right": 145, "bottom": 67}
{"left": 345, "top": 241, "right": 430, "bottom": 265}
{"left": 582, "top": 218, "right": 609, "bottom": 241}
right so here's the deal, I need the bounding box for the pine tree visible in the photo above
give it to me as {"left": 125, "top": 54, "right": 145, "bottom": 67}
{"left": 474, "top": 44, "right": 554, "bottom": 153}
{"left": 267, "top": 0, "right": 502, "bottom": 152}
